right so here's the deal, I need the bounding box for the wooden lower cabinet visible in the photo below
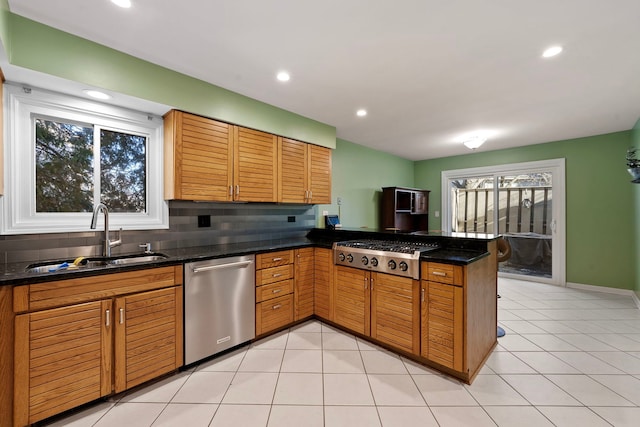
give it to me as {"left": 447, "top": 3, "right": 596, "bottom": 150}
{"left": 333, "top": 266, "right": 420, "bottom": 353}
{"left": 255, "top": 251, "right": 295, "bottom": 335}
{"left": 14, "top": 300, "right": 112, "bottom": 426}
{"left": 12, "top": 266, "right": 183, "bottom": 427}
{"left": 114, "top": 287, "right": 183, "bottom": 393}
{"left": 421, "top": 280, "right": 464, "bottom": 371}
{"left": 294, "top": 248, "right": 314, "bottom": 320}
{"left": 313, "top": 248, "right": 333, "bottom": 321}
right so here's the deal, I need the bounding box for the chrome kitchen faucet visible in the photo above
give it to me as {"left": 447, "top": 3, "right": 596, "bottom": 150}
{"left": 90, "top": 203, "right": 122, "bottom": 257}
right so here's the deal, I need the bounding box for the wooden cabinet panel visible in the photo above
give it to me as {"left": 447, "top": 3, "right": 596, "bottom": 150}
{"left": 114, "top": 287, "right": 182, "bottom": 393}
{"left": 294, "top": 248, "right": 314, "bottom": 320}
{"left": 13, "top": 266, "right": 179, "bottom": 312}
{"left": 14, "top": 300, "right": 112, "bottom": 426}
{"left": 370, "top": 273, "right": 420, "bottom": 354}
{"left": 279, "top": 137, "right": 308, "bottom": 203}
{"left": 256, "top": 279, "right": 293, "bottom": 303}
{"left": 421, "top": 280, "right": 463, "bottom": 371}
{"left": 422, "top": 262, "right": 463, "bottom": 285}
{"left": 308, "top": 144, "right": 331, "bottom": 204}
{"left": 234, "top": 126, "right": 278, "bottom": 202}
{"left": 256, "top": 294, "right": 293, "bottom": 336}
{"left": 164, "top": 110, "right": 233, "bottom": 201}
{"left": 314, "top": 248, "right": 333, "bottom": 321}
{"left": 256, "top": 265, "right": 294, "bottom": 286}
{"left": 256, "top": 250, "right": 294, "bottom": 269}
{"left": 334, "top": 266, "right": 370, "bottom": 336}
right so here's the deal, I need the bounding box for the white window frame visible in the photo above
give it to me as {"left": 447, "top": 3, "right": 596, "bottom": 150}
{"left": 2, "top": 83, "right": 168, "bottom": 234}
{"left": 441, "top": 159, "right": 566, "bottom": 286}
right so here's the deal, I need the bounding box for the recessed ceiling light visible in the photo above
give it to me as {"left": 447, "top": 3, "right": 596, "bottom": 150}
{"left": 111, "top": 0, "right": 132, "bottom": 8}
{"left": 542, "top": 45, "right": 563, "bottom": 58}
{"left": 277, "top": 71, "right": 290, "bottom": 82}
{"left": 83, "top": 89, "right": 112, "bottom": 100}
{"left": 356, "top": 109, "right": 367, "bottom": 117}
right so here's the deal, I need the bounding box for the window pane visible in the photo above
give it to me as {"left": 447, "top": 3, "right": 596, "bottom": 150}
{"left": 35, "top": 118, "right": 94, "bottom": 212}
{"left": 100, "top": 129, "right": 147, "bottom": 213}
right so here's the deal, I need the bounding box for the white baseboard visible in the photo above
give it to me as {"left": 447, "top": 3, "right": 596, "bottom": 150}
{"left": 566, "top": 282, "right": 640, "bottom": 309}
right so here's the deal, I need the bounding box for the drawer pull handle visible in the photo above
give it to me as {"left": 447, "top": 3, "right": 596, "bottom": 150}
{"left": 421, "top": 288, "right": 425, "bottom": 302}
{"left": 432, "top": 271, "right": 447, "bottom": 277}
{"left": 272, "top": 304, "right": 282, "bottom": 310}
{"left": 119, "top": 308, "right": 125, "bottom": 324}
{"left": 272, "top": 257, "right": 283, "bottom": 262}
{"left": 272, "top": 289, "right": 282, "bottom": 294}
{"left": 105, "top": 309, "right": 110, "bottom": 327}
{"left": 272, "top": 273, "right": 283, "bottom": 278}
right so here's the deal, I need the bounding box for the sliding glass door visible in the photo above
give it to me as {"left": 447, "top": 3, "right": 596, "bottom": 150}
{"left": 443, "top": 159, "right": 565, "bottom": 285}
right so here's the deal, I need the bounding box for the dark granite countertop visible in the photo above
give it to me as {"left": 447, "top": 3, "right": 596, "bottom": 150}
{"left": 0, "top": 228, "right": 494, "bottom": 286}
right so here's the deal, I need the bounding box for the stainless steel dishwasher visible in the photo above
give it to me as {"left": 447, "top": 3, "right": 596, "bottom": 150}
{"left": 184, "top": 254, "right": 255, "bottom": 365}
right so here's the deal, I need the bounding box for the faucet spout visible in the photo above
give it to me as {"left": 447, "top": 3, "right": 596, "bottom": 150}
{"left": 90, "top": 203, "right": 122, "bottom": 257}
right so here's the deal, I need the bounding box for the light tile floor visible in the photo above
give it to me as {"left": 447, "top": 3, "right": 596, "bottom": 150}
{"left": 41, "top": 277, "right": 640, "bottom": 427}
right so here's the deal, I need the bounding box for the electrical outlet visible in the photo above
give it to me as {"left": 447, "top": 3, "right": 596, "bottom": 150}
{"left": 322, "top": 210, "right": 329, "bottom": 216}
{"left": 197, "top": 215, "right": 211, "bottom": 227}
{"left": 337, "top": 197, "right": 342, "bottom": 205}
{"left": 435, "top": 210, "right": 440, "bottom": 218}
{"left": 287, "top": 216, "right": 296, "bottom": 222}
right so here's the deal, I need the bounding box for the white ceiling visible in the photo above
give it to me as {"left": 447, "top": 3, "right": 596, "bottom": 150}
{"left": 6, "top": 0, "right": 640, "bottom": 160}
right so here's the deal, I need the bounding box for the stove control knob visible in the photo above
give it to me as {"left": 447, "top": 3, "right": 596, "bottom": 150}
{"left": 388, "top": 260, "right": 397, "bottom": 270}
{"left": 371, "top": 257, "right": 379, "bottom": 267}
{"left": 347, "top": 254, "right": 354, "bottom": 263}
{"left": 399, "top": 261, "right": 408, "bottom": 271}
{"left": 338, "top": 253, "right": 346, "bottom": 262}
{"left": 361, "top": 256, "right": 369, "bottom": 265}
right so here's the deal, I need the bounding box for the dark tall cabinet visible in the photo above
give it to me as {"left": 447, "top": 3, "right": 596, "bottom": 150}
{"left": 381, "top": 187, "right": 430, "bottom": 232}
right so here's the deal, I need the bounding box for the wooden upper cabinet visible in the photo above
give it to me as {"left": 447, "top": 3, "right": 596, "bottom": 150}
{"left": 164, "top": 110, "right": 233, "bottom": 201}
{"left": 279, "top": 137, "right": 308, "bottom": 203}
{"left": 278, "top": 137, "right": 332, "bottom": 204}
{"left": 308, "top": 144, "right": 332, "bottom": 204}
{"left": 234, "top": 126, "right": 278, "bottom": 202}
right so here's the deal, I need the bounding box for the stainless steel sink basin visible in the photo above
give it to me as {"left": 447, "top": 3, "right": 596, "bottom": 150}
{"left": 25, "top": 253, "right": 169, "bottom": 273}
{"left": 107, "top": 254, "right": 168, "bottom": 265}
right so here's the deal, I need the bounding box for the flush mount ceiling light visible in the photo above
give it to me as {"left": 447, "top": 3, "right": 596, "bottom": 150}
{"left": 111, "top": 0, "right": 132, "bottom": 8}
{"left": 356, "top": 109, "right": 367, "bottom": 117}
{"left": 276, "top": 71, "right": 290, "bottom": 82}
{"left": 83, "top": 89, "right": 112, "bottom": 100}
{"left": 456, "top": 131, "right": 493, "bottom": 150}
{"left": 542, "top": 45, "right": 563, "bottom": 58}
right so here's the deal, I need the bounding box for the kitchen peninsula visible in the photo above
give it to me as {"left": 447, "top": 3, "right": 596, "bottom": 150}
{"left": 0, "top": 228, "right": 497, "bottom": 427}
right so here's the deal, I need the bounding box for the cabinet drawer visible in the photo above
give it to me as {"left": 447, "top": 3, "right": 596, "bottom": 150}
{"left": 256, "top": 294, "right": 293, "bottom": 335}
{"left": 256, "top": 250, "right": 294, "bottom": 269}
{"left": 14, "top": 266, "right": 181, "bottom": 312}
{"left": 421, "top": 262, "right": 463, "bottom": 285}
{"left": 256, "top": 264, "right": 294, "bottom": 285}
{"left": 256, "top": 279, "right": 293, "bottom": 302}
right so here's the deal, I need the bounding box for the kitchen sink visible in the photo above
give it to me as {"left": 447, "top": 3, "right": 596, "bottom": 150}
{"left": 25, "top": 253, "right": 169, "bottom": 273}
{"left": 107, "top": 254, "right": 168, "bottom": 265}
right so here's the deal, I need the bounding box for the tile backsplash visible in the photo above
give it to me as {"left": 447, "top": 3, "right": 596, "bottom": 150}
{"left": 0, "top": 201, "right": 316, "bottom": 264}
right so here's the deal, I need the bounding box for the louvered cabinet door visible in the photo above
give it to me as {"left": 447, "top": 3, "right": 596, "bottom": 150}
{"left": 279, "top": 137, "right": 308, "bottom": 203}
{"left": 313, "top": 248, "right": 333, "bottom": 321}
{"left": 164, "top": 110, "right": 233, "bottom": 201}
{"left": 333, "top": 266, "right": 370, "bottom": 336}
{"left": 371, "top": 273, "right": 420, "bottom": 354}
{"left": 308, "top": 144, "right": 331, "bottom": 204}
{"left": 294, "top": 248, "right": 315, "bottom": 320}
{"left": 114, "top": 287, "right": 182, "bottom": 393}
{"left": 421, "top": 281, "right": 464, "bottom": 371}
{"left": 234, "top": 126, "right": 278, "bottom": 202}
{"left": 14, "top": 300, "right": 112, "bottom": 427}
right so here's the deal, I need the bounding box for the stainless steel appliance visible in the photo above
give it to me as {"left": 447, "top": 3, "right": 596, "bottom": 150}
{"left": 184, "top": 255, "right": 256, "bottom": 365}
{"left": 333, "top": 239, "right": 440, "bottom": 279}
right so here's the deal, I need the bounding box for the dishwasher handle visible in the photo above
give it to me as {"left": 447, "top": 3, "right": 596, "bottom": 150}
{"left": 192, "top": 260, "right": 253, "bottom": 274}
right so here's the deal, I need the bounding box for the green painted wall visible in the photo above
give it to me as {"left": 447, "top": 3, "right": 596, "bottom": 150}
{"left": 2, "top": 13, "right": 335, "bottom": 148}
{"left": 316, "top": 139, "right": 414, "bottom": 229}
{"left": 632, "top": 119, "right": 640, "bottom": 297}
{"left": 415, "top": 131, "right": 635, "bottom": 290}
